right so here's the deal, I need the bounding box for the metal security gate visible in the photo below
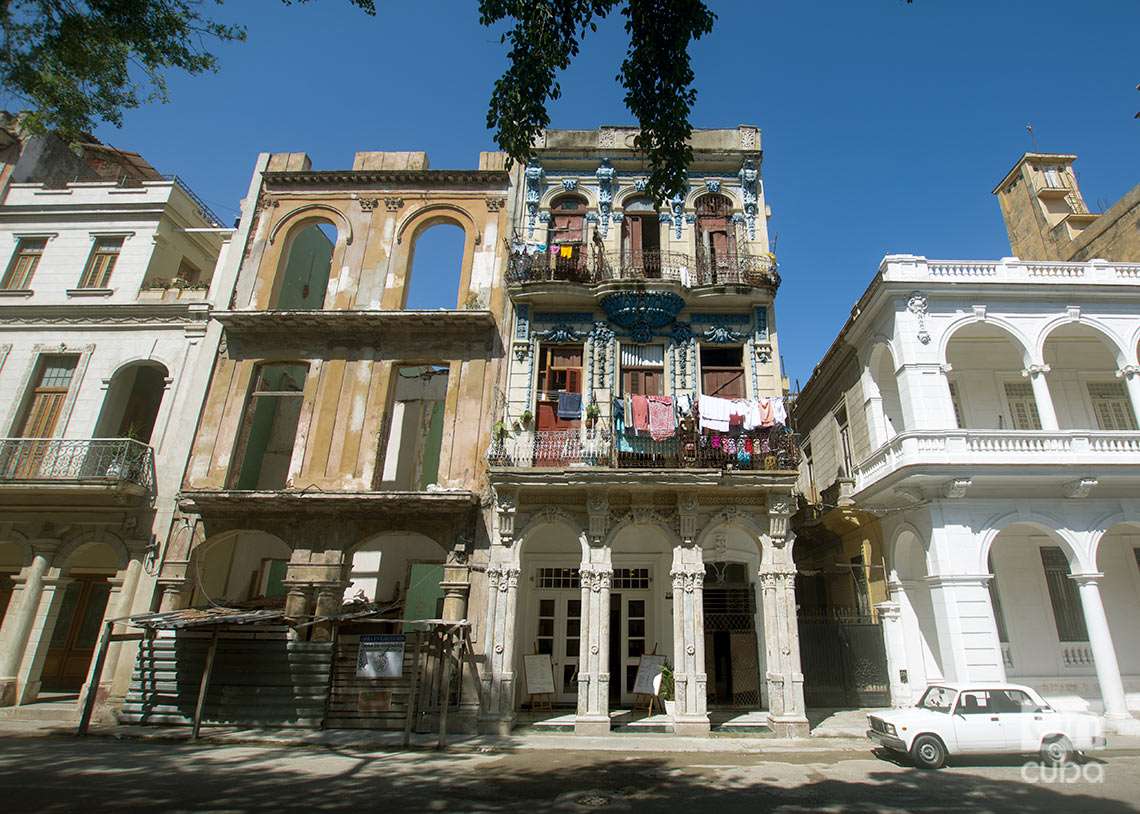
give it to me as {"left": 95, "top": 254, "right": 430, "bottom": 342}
{"left": 798, "top": 615, "right": 889, "bottom": 708}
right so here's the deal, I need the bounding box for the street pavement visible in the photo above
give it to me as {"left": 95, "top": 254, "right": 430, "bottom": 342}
{"left": 0, "top": 728, "right": 1138, "bottom": 813}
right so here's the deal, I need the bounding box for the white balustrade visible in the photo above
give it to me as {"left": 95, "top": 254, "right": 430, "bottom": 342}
{"left": 883, "top": 256, "right": 1140, "bottom": 286}
{"left": 853, "top": 430, "right": 1140, "bottom": 492}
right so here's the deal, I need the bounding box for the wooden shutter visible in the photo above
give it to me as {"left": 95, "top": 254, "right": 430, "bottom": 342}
{"left": 1039, "top": 547, "right": 1089, "bottom": 642}
{"left": 1004, "top": 382, "right": 1042, "bottom": 430}
{"left": 1088, "top": 382, "right": 1137, "bottom": 431}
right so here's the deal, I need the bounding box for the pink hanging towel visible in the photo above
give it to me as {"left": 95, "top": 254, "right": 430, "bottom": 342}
{"left": 759, "top": 397, "right": 776, "bottom": 428}
{"left": 631, "top": 394, "right": 650, "bottom": 433}
{"left": 647, "top": 396, "right": 675, "bottom": 441}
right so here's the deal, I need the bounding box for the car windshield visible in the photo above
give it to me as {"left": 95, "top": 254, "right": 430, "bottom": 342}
{"left": 918, "top": 685, "right": 957, "bottom": 713}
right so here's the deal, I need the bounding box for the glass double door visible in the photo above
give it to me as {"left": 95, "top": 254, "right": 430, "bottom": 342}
{"left": 535, "top": 594, "right": 581, "bottom": 704}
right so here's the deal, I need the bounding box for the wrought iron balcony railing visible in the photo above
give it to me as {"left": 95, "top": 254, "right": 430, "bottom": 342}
{"left": 488, "top": 424, "right": 800, "bottom": 472}
{"left": 0, "top": 438, "right": 155, "bottom": 492}
{"left": 507, "top": 247, "right": 779, "bottom": 290}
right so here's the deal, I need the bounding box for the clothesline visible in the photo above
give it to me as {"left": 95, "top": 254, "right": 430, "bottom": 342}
{"left": 614, "top": 393, "right": 789, "bottom": 443}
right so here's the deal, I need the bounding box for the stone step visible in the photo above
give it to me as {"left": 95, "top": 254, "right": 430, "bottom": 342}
{"left": 0, "top": 702, "right": 79, "bottom": 723}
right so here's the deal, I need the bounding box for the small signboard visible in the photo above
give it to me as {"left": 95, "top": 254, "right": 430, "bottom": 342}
{"left": 523, "top": 653, "right": 556, "bottom": 695}
{"left": 356, "top": 634, "right": 405, "bottom": 679}
{"left": 632, "top": 654, "right": 667, "bottom": 697}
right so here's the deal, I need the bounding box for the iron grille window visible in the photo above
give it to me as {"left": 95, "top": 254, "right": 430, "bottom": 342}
{"left": 1039, "top": 546, "right": 1088, "bottom": 642}
{"left": 612, "top": 568, "right": 650, "bottom": 589}
{"left": 536, "top": 567, "right": 580, "bottom": 589}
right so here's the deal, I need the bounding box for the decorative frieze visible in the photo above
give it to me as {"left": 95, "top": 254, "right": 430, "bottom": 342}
{"left": 384, "top": 197, "right": 404, "bottom": 212}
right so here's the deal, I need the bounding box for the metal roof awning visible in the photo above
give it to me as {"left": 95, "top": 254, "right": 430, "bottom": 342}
{"left": 127, "top": 607, "right": 288, "bottom": 630}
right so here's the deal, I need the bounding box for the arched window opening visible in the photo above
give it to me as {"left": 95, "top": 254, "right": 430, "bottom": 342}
{"left": 378, "top": 365, "right": 449, "bottom": 490}
{"left": 695, "top": 193, "right": 736, "bottom": 284}
{"left": 343, "top": 533, "right": 447, "bottom": 608}
{"left": 620, "top": 197, "right": 661, "bottom": 278}
{"left": 405, "top": 222, "right": 465, "bottom": 310}
{"left": 95, "top": 362, "right": 168, "bottom": 443}
{"left": 546, "top": 195, "right": 589, "bottom": 281}
{"left": 230, "top": 362, "right": 309, "bottom": 490}
{"left": 946, "top": 324, "right": 1035, "bottom": 430}
{"left": 191, "top": 531, "right": 291, "bottom": 605}
{"left": 271, "top": 220, "right": 335, "bottom": 310}
{"left": 1043, "top": 324, "right": 1136, "bottom": 430}
{"left": 867, "top": 346, "right": 903, "bottom": 444}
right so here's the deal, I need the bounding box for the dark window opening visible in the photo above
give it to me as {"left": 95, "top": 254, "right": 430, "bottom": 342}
{"left": 230, "top": 363, "right": 309, "bottom": 489}
{"left": 700, "top": 345, "right": 744, "bottom": 398}
{"left": 271, "top": 222, "right": 334, "bottom": 310}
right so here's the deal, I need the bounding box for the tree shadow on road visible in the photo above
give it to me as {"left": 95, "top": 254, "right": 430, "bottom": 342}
{"left": 0, "top": 734, "right": 1134, "bottom": 814}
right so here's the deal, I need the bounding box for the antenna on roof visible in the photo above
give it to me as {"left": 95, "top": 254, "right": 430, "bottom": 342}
{"left": 1025, "top": 123, "right": 1038, "bottom": 151}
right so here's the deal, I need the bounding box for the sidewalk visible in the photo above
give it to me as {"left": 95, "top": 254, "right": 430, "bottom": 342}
{"left": 5, "top": 717, "right": 1140, "bottom": 756}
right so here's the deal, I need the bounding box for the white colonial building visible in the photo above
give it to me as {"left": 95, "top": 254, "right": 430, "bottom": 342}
{"left": 0, "top": 140, "right": 236, "bottom": 715}
{"left": 795, "top": 254, "right": 1140, "bottom": 734}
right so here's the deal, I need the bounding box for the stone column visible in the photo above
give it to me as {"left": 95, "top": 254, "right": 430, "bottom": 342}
{"left": 93, "top": 556, "right": 144, "bottom": 703}
{"left": 479, "top": 564, "right": 520, "bottom": 734}
{"left": 309, "top": 584, "right": 344, "bottom": 643}
{"left": 670, "top": 562, "right": 710, "bottom": 735}
{"left": 15, "top": 574, "right": 73, "bottom": 705}
{"left": 575, "top": 565, "right": 612, "bottom": 736}
{"left": 282, "top": 583, "right": 314, "bottom": 641}
{"left": 758, "top": 563, "right": 808, "bottom": 736}
{"left": 0, "top": 551, "right": 50, "bottom": 706}
{"left": 1071, "top": 573, "right": 1129, "bottom": 722}
{"left": 875, "top": 600, "right": 910, "bottom": 707}
{"left": 1022, "top": 365, "right": 1059, "bottom": 431}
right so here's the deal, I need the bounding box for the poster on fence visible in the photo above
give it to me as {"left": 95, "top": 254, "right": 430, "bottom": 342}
{"left": 356, "top": 634, "right": 405, "bottom": 679}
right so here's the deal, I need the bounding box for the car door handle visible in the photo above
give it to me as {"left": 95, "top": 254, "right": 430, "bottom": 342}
{"left": 1034, "top": 716, "right": 1043, "bottom": 721}
{"left": 990, "top": 717, "right": 1000, "bottom": 721}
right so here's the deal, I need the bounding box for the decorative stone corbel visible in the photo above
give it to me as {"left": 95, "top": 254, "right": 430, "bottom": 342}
{"left": 906, "top": 291, "right": 931, "bottom": 345}
{"left": 943, "top": 478, "right": 972, "bottom": 499}
{"left": 1021, "top": 364, "right": 1051, "bottom": 379}
{"left": 587, "top": 490, "right": 609, "bottom": 543}
{"left": 1116, "top": 365, "right": 1140, "bottom": 380}
{"left": 1063, "top": 478, "right": 1098, "bottom": 499}
{"left": 496, "top": 491, "right": 517, "bottom": 546}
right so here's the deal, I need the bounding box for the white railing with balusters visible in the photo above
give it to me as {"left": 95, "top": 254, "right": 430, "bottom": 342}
{"left": 882, "top": 255, "right": 1140, "bottom": 286}
{"left": 853, "top": 429, "right": 1140, "bottom": 492}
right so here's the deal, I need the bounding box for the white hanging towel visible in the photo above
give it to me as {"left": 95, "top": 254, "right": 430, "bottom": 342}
{"left": 699, "top": 395, "right": 733, "bottom": 432}
{"left": 772, "top": 397, "right": 788, "bottom": 426}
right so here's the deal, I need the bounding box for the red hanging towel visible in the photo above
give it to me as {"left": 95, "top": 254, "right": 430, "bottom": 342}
{"left": 631, "top": 394, "right": 650, "bottom": 434}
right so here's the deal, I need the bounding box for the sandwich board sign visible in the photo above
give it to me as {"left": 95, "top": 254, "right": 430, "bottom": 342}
{"left": 632, "top": 654, "right": 667, "bottom": 697}
{"left": 356, "top": 634, "right": 405, "bottom": 679}
{"left": 523, "top": 653, "right": 556, "bottom": 695}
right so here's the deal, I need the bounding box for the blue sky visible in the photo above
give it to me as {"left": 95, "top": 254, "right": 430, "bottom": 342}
{"left": 82, "top": 1, "right": 1139, "bottom": 386}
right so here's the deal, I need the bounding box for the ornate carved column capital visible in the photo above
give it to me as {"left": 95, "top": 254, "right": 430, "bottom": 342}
{"left": 1116, "top": 365, "right": 1140, "bottom": 380}
{"left": 1021, "top": 363, "right": 1051, "bottom": 378}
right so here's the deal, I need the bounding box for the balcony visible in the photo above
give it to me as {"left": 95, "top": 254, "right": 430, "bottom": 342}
{"left": 487, "top": 425, "right": 800, "bottom": 475}
{"left": 0, "top": 438, "right": 155, "bottom": 504}
{"left": 507, "top": 248, "right": 778, "bottom": 291}
{"left": 853, "top": 429, "right": 1140, "bottom": 493}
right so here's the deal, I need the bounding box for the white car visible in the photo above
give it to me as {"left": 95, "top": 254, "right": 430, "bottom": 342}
{"left": 867, "top": 682, "right": 1107, "bottom": 769}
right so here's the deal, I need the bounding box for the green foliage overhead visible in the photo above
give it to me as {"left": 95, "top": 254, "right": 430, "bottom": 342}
{"left": 480, "top": 0, "right": 715, "bottom": 200}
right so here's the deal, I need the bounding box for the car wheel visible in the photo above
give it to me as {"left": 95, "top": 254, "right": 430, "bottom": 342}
{"left": 1040, "top": 736, "right": 1074, "bottom": 766}
{"left": 910, "top": 734, "right": 947, "bottom": 770}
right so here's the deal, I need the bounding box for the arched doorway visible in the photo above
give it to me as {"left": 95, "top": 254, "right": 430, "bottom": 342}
{"left": 95, "top": 362, "right": 168, "bottom": 443}
{"left": 343, "top": 531, "right": 448, "bottom": 614}
{"left": 695, "top": 193, "right": 736, "bottom": 284}
{"left": 620, "top": 196, "right": 661, "bottom": 279}
{"left": 0, "top": 541, "right": 24, "bottom": 629}
{"left": 866, "top": 344, "right": 903, "bottom": 445}
{"left": 517, "top": 522, "right": 585, "bottom": 707}
{"left": 41, "top": 541, "right": 121, "bottom": 694}
{"left": 1094, "top": 524, "right": 1140, "bottom": 712}
{"left": 546, "top": 195, "right": 590, "bottom": 281}
{"left": 608, "top": 523, "right": 674, "bottom": 709}
{"left": 700, "top": 526, "right": 764, "bottom": 709}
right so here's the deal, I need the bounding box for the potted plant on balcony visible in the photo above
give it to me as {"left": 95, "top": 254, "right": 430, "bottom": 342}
{"left": 105, "top": 424, "right": 142, "bottom": 480}
{"left": 520, "top": 409, "right": 533, "bottom": 429}
{"left": 585, "top": 401, "right": 600, "bottom": 429}
{"left": 492, "top": 419, "right": 508, "bottom": 442}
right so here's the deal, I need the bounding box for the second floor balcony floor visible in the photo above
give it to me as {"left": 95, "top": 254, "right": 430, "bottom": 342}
{"left": 0, "top": 437, "right": 155, "bottom": 504}
{"left": 507, "top": 245, "right": 778, "bottom": 294}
